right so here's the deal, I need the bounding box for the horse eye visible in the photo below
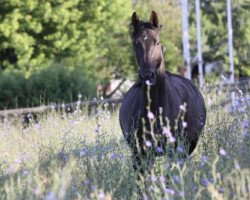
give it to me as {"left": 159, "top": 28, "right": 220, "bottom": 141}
{"left": 133, "top": 40, "right": 138, "bottom": 46}
{"left": 155, "top": 40, "right": 160, "bottom": 45}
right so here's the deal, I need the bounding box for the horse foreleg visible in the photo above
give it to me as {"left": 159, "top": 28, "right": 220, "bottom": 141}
{"left": 132, "top": 151, "right": 155, "bottom": 200}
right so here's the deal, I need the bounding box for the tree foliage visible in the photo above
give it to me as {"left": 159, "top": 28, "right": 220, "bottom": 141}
{"left": 189, "top": 0, "right": 250, "bottom": 76}
{"left": 0, "top": 0, "right": 132, "bottom": 78}
{"left": 0, "top": 0, "right": 133, "bottom": 108}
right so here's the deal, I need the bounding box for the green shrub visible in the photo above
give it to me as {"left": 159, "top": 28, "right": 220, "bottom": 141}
{"left": 0, "top": 73, "right": 27, "bottom": 109}
{"left": 0, "top": 64, "right": 97, "bottom": 109}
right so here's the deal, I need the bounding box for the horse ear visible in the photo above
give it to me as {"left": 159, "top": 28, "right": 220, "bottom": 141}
{"left": 150, "top": 10, "right": 159, "bottom": 28}
{"left": 131, "top": 12, "right": 139, "bottom": 28}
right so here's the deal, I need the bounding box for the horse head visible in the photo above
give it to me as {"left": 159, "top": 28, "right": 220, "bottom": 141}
{"left": 130, "top": 11, "right": 165, "bottom": 85}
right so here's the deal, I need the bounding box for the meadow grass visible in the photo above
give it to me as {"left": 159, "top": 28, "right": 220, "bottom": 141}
{"left": 0, "top": 86, "right": 249, "bottom": 200}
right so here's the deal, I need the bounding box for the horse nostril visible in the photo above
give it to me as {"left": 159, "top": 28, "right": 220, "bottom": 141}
{"left": 139, "top": 71, "right": 156, "bottom": 83}
{"left": 150, "top": 72, "right": 155, "bottom": 79}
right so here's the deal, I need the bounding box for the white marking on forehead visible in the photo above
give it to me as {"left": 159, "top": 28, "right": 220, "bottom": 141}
{"left": 143, "top": 35, "right": 148, "bottom": 40}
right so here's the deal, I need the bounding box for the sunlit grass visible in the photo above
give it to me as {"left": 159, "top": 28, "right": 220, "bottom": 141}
{"left": 0, "top": 87, "right": 249, "bottom": 200}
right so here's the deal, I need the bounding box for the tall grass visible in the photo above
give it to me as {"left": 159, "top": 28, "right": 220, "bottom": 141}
{"left": 0, "top": 87, "right": 249, "bottom": 200}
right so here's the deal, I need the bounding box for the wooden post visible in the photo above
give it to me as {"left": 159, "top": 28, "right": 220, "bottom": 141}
{"left": 181, "top": 0, "right": 191, "bottom": 79}
{"left": 227, "top": 0, "right": 234, "bottom": 83}
{"left": 195, "top": 0, "right": 204, "bottom": 87}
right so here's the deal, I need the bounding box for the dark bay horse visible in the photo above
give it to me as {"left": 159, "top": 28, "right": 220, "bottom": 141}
{"left": 119, "top": 11, "right": 206, "bottom": 176}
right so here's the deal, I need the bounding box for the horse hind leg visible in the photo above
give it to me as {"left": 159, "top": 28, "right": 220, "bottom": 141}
{"left": 188, "top": 139, "right": 198, "bottom": 155}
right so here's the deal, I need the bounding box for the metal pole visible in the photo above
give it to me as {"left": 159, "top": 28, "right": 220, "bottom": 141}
{"left": 195, "top": 0, "right": 204, "bottom": 87}
{"left": 227, "top": 0, "right": 234, "bottom": 83}
{"left": 181, "top": 0, "right": 191, "bottom": 79}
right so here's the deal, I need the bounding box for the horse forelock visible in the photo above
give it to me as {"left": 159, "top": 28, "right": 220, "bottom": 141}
{"left": 129, "top": 21, "right": 160, "bottom": 39}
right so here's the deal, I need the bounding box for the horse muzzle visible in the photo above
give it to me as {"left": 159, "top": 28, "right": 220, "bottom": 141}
{"left": 139, "top": 70, "right": 156, "bottom": 86}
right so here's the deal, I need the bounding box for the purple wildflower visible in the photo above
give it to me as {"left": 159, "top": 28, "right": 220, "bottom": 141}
{"left": 159, "top": 107, "right": 163, "bottom": 113}
{"left": 199, "top": 156, "right": 208, "bottom": 168}
{"left": 91, "top": 185, "right": 97, "bottom": 191}
{"left": 193, "top": 185, "right": 199, "bottom": 192}
{"left": 172, "top": 175, "right": 180, "bottom": 184}
{"left": 149, "top": 185, "right": 155, "bottom": 192}
{"left": 145, "top": 140, "right": 152, "bottom": 147}
{"left": 95, "top": 124, "right": 101, "bottom": 135}
{"left": 21, "top": 152, "right": 29, "bottom": 162}
{"left": 45, "top": 192, "right": 57, "bottom": 200}
{"left": 178, "top": 160, "right": 185, "bottom": 168}
{"left": 163, "top": 127, "right": 172, "bottom": 137}
{"left": 146, "top": 80, "right": 153, "bottom": 86}
{"left": 219, "top": 147, "right": 227, "bottom": 156}
{"left": 242, "top": 130, "right": 249, "bottom": 138}
{"left": 182, "top": 121, "right": 187, "bottom": 128}
{"left": 33, "top": 188, "right": 40, "bottom": 195}
{"left": 242, "top": 120, "right": 249, "bottom": 129}
{"left": 199, "top": 162, "right": 205, "bottom": 168}
{"left": 147, "top": 111, "right": 154, "bottom": 120}
{"left": 34, "top": 123, "right": 42, "bottom": 129}
{"left": 232, "top": 100, "right": 239, "bottom": 109}
{"left": 22, "top": 169, "right": 29, "bottom": 175}
{"left": 164, "top": 162, "right": 170, "bottom": 169}
{"left": 80, "top": 150, "right": 87, "bottom": 157}
{"left": 238, "top": 107, "right": 246, "bottom": 113}
{"left": 143, "top": 195, "right": 150, "bottom": 200}
{"left": 218, "top": 188, "right": 224, "bottom": 193}
{"left": 179, "top": 191, "right": 185, "bottom": 198}
{"left": 165, "top": 188, "right": 175, "bottom": 195}
{"left": 14, "top": 158, "right": 21, "bottom": 164}
{"left": 159, "top": 176, "right": 165, "bottom": 183}
{"left": 207, "top": 98, "right": 212, "bottom": 106}
{"left": 226, "top": 105, "right": 232, "bottom": 113}
{"left": 98, "top": 192, "right": 105, "bottom": 199}
{"left": 169, "top": 136, "right": 176, "bottom": 143}
{"left": 7, "top": 166, "right": 15, "bottom": 174}
{"left": 83, "top": 179, "right": 89, "bottom": 186}
{"left": 156, "top": 146, "right": 164, "bottom": 154}
{"left": 150, "top": 175, "right": 157, "bottom": 183}
{"left": 177, "top": 146, "right": 184, "bottom": 153}
{"left": 34, "top": 143, "right": 39, "bottom": 150}
{"left": 179, "top": 104, "right": 186, "bottom": 111}
{"left": 110, "top": 153, "right": 119, "bottom": 159}
{"left": 201, "top": 156, "right": 208, "bottom": 163}
{"left": 201, "top": 177, "right": 210, "bottom": 187}
{"left": 97, "top": 154, "right": 103, "bottom": 160}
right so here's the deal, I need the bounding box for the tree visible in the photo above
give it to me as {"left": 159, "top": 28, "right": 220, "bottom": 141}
{"left": 0, "top": 0, "right": 132, "bottom": 79}
{"left": 189, "top": 0, "right": 250, "bottom": 76}
{"left": 0, "top": 0, "right": 135, "bottom": 108}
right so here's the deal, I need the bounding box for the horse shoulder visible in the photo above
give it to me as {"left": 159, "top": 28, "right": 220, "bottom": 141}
{"left": 167, "top": 73, "right": 204, "bottom": 103}
{"left": 119, "top": 83, "right": 142, "bottom": 142}
{"left": 167, "top": 72, "right": 206, "bottom": 127}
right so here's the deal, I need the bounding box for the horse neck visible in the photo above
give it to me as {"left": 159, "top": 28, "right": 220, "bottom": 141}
{"left": 152, "top": 60, "right": 167, "bottom": 103}
{"left": 140, "top": 56, "right": 168, "bottom": 113}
